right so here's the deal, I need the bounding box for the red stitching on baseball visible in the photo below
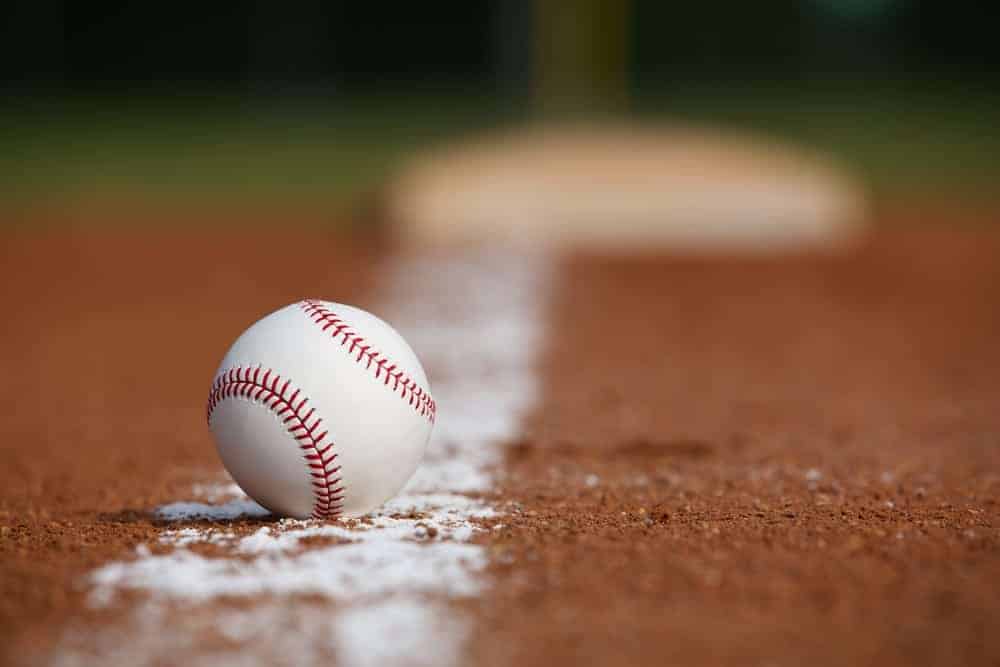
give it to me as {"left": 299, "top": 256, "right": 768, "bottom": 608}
{"left": 298, "top": 300, "right": 436, "bottom": 423}
{"left": 206, "top": 365, "right": 345, "bottom": 519}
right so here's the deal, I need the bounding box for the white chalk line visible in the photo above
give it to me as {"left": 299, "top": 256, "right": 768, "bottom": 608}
{"left": 51, "top": 248, "right": 550, "bottom": 667}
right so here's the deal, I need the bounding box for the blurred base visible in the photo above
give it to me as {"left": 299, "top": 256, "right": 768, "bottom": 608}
{"left": 381, "top": 122, "right": 868, "bottom": 253}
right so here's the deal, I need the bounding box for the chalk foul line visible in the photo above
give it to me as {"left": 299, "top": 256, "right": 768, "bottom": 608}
{"left": 54, "top": 248, "right": 551, "bottom": 667}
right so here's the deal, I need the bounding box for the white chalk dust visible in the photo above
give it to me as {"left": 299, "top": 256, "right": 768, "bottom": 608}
{"left": 54, "top": 249, "right": 551, "bottom": 667}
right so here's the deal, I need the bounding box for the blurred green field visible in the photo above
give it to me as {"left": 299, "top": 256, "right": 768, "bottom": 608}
{"left": 647, "top": 82, "right": 1000, "bottom": 201}
{"left": 2, "top": 83, "right": 998, "bottom": 214}
{"left": 0, "top": 93, "right": 510, "bottom": 207}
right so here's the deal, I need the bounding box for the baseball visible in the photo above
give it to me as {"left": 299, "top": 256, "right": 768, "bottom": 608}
{"left": 206, "top": 300, "right": 435, "bottom": 519}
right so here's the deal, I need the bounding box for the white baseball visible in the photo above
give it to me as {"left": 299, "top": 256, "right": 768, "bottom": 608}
{"left": 206, "top": 300, "right": 435, "bottom": 519}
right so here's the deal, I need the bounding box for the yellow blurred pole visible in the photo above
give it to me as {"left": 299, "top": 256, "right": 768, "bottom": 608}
{"left": 533, "top": 0, "right": 632, "bottom": 116}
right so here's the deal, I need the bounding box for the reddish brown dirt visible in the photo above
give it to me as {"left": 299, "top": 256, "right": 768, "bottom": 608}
{"left": 0, "top": 225, "right": 378, "bottom": 663}
{"left": 2, "top": 209, "right": 999, "bottom": 666}
{"left": 471, "top": 225, "right": 1000, "bottom": 666}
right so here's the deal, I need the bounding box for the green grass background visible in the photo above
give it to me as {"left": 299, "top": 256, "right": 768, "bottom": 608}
{"left": 2, "top": 83, "right": 998, "bottom": 212}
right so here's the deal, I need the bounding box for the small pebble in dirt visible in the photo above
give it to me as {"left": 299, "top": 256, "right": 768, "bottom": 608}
{"left": 412, "top": 523, "right": 440, "bottom": 539}
{"left": 585, "top": 474, "right": 600, "bottom": 488}
{"left": 805, "top": 468, "right": 823, "bottom": 482}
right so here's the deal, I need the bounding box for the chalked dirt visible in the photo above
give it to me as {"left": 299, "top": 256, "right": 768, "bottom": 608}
{"left": 0, "top": 218, "right": 379, "bottom": 662}
{"left": 1, "top": 204, "right": 999, "bottom": 666}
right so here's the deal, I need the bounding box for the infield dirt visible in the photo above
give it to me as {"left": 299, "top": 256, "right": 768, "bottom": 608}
{"left": 1, "top": 206, "right": 999, "bottom": 665}
{"left": 0, "top": 226, "right": 379, "bottom": 662}
{"left": 468, "top": 216, "right": 1000, "bottom": 666}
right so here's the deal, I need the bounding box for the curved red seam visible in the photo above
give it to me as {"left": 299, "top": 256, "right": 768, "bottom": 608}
{"left": 298, "top": 300, "right": 437, "bottom": 424}
{"left": 206, "top": 365, "right": 344, "bottom": 519}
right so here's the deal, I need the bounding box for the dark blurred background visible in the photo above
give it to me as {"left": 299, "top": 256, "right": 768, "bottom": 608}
{"left": 4, "top": 1, "right": 998, "bottom": 95}
{"left": 1, "top": 0, "right": 998, "bottom": 207}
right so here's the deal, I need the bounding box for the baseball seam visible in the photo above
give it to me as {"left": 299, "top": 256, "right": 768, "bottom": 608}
{"left": 206, "top": 365, "right": 345, "bottom": 519}
{"left": 299, "top": 300, "right": 436, "bottom": 423}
